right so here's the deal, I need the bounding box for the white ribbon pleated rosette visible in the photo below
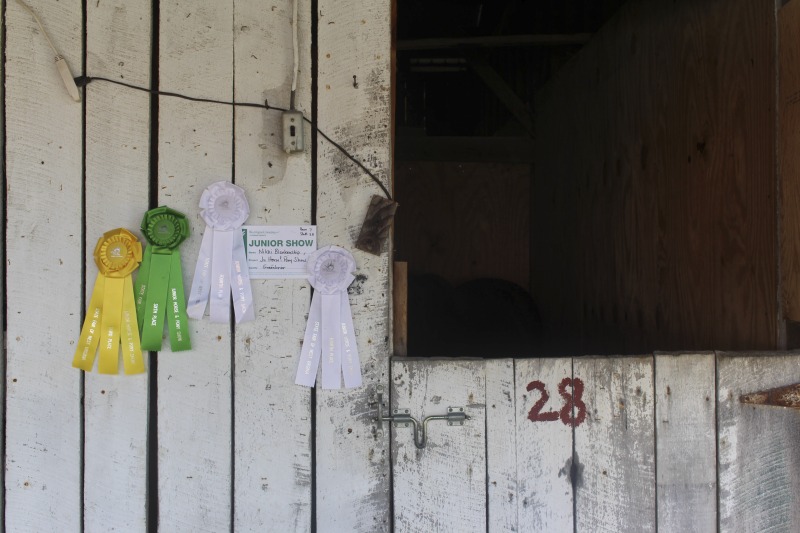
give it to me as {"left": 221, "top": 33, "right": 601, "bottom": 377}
{"left": 295, "top": 245, "right": 362, "bottom": 389}
{"left": 187, "top": 181, "right": 256, "bottom": 324}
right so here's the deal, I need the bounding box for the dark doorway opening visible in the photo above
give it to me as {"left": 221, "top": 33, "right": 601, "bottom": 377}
{"left": 393, "top": 0, "right": 628, "bottom": 357}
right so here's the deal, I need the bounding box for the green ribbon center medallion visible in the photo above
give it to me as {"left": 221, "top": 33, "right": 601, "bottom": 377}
{"left": 134, "top": 206, "right": 192, "bottom": 352}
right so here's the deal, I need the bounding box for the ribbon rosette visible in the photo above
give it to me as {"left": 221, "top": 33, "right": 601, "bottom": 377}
{"left": 134, "top": 206, "right": 191, "bottom": 351}
{"left": 295, "top": 245, "right": 362, "bottom": 389}
{"left": 72, "top": 228, "right": 145, "bottom": 374}
{"left": 187, "top": 181, "right": 255, "bottom": 323}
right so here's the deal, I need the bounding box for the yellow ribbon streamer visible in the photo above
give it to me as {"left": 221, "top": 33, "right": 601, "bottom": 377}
{"left": 72, "top": 275, "right": 105, "bottom": 371}
{"left": 98, "top": 277, "right": 124, "bottom": 374}
{"left": 72, "top": 228, "right": 144, "bottom": 375}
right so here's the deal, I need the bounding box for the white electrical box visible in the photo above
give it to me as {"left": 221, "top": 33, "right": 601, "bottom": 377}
{"left": 282, "top": 111, "right": 304, "bottom": 153}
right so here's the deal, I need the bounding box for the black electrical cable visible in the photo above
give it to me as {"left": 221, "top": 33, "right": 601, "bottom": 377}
{"left": 75, "top": 75, "right": 393, "bottom": 201}
{"left": 311, "top": 124, "right": 392, "bottom": 200}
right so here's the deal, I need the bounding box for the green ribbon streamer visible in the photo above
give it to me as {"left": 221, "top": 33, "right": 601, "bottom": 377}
{"left": 167, "top": 251, "right": 191, "bottom": 351}
{"left": 141, "top": 251, "right": 171, "bottom": 350}
{"left": 137, "top": 206, "right": 192, "bottom": 352}
{"left": 134, "top": 247, "right": 152, "bottom": 329}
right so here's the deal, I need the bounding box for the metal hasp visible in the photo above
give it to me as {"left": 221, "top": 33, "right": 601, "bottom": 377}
{"left": 740, "top": 382, "right": 800, "bottom": 409}
{"left": 374, "top": 385, "right": 469, "bottom": 449}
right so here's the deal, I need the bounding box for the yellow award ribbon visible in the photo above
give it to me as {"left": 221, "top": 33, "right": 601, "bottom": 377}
{"left": 72, "top": 228, "right": 144, "bottom": 374}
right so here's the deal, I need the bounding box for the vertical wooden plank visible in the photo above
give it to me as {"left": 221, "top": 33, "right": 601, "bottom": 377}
{"left": 654, "top": 353, "right": 716, "bottom": 533}
{"left": 779, "top": 0, "right": 800, "bottom": 323}
{"left": 82, "top": 2, "right": 151, "bottom": 530}
{"left": 486, "top": 358, "right": 517, "bottom": 532}
{"left": 0, "top": 1, "right": 5, "bottom": 526}
{"left": 4, "top": 0, "right": 83, "bottom": 530}
{"left": 718, "top": 352, "right": 800, "bottom": 532}
{"left": 232, "top": 0, "right": 313, "bottom": 530}
{"left": 574, "top": 356, "right": 655, "bottom": 533}
{"left": 515, "top": 358, "right": 574, "bottom": 532}
{"left": 315, "top": 0, "right": 393, "bottom": 530}
{"left": 157, "top": 3, "right": 233, "bottom": 531}
{"left": 393, "top": 261, "right": 408, "bottom": 356}
{"left": 391, "top": 358, "right": 487, "bottom": 533}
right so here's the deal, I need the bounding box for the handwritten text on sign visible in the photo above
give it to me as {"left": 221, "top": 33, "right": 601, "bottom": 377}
{"left": 526, "top": 378, "right": 587, "bottom": 427}
{"left": 242, "top": 225, "right": 317, "bottom": 279}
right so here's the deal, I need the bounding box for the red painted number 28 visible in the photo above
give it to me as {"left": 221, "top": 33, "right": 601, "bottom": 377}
{"left": 526, "top": 378, "right": 587, "bottom": 427}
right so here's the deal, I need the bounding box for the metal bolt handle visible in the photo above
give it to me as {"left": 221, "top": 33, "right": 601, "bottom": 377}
{"left": 375, "top": 386, "right": 468, "bottom": 449}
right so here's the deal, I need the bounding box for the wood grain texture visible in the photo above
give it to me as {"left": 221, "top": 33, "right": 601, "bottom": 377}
{"left": 391, "top": 358, "right": 487, "bottom": 533}
{"left": 395, "top": 161, "right": 530, "bottom": 290}
{"left": 533, "top": 0, "right": 777, "bottom": 353}
{"left": 654, "top": 353, "right": 716, "bottom": 533}
{"left": 573, "top": 356, "right": 655, "bottom": 532}
{"left": 83, "top": 1, "right": 151, "bottom": 530}
{"left": 515, "top": 358, "right": 574, "bottom": 532}
{"left": 4, "top": 0, "right": 83, "bottom": 530}
{"left": 485, "top": 358, "right": 517, "bottom": 532}
{"left": 0, "top": 0, "right": 4, "bottom": 525}
{"left": 780, "top": 0, "right": 800, "bottom": 322}
{"left": 232, "top": 0, "right": 313, "bottom": 530}
{"left": 157, "top": 3, "right": 234, "bottom": 531}
{"left": 393, "top": 261, "right": 408, "bottom": 356}
{"left": 315, "top": 0, "right": 393, "bottom": 530}
{"left": 717, "top": 352, "right": 800, "bottom": 532}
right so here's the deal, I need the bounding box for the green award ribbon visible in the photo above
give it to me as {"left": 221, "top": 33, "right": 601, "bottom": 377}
{"left": 73, "top": 228, "right": 144, "bottom": 374}
{"left": 134, "top": 206, "right": 191, "bottom": 351}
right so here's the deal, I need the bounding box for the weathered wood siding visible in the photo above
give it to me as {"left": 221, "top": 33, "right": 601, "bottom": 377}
{"left": 232, "top": 0, "right": 314, "bottom": 529}
{"left": 6, "top": 1, "right": 83, "bottom": 530}
{"left": 514, "top": 358, "right": 574, "bottom": 531}
{"left": 391, "top": 354, "right": 800, "bottom": 532}
{"left": 392, "top": 359, "right": 487, "bottom": 532}
{"left": 84, "top": 1, "right": 151, "bottom": 529}
{"left": 718, "top": 353, "right": 800, "bottom": 532}
{"left": 574, "top": 356, "right": 655, "bottom": 532}
{"left": 655, "top": 352, "right": 717, "bottom": 532}
{"left": 5, "top": 1, "right": 800, "bottom": 532}
{"left": 315, "top": 0, "right": 393, "bottom": 530}
{"left": 157, "top": 3, "right": 235, "bottom": 530}
{"left": 3, "top": 0, "right": 390, "bottom": 531}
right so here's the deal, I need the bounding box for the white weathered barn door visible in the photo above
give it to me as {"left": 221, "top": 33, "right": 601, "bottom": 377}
{"left": 388, "top": 353, "right": 800, "bottom": 533}
{"left": 4, "top": 0, "right": 390, "bottom": 531}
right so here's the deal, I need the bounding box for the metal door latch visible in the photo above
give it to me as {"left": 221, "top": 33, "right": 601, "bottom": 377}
{"left": 741, "top": 382, "right": 800, "bottom": 409}
{"left": 374, "top": 385, "right": 469, "bottom": 449}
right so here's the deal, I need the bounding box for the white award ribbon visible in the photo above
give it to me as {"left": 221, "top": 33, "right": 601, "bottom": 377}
{"left": 231, "top": 234, "right": 256, "bottom": 323}
{"left": 295, "top": 245, "right": 362, "bottom": 389}
{"left": 187, "top": 181, "right": 255, "bottom": 324}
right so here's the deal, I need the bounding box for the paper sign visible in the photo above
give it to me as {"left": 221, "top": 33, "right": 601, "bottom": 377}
{"left": 242, "top": 225, "right": 317, "bottom": 279}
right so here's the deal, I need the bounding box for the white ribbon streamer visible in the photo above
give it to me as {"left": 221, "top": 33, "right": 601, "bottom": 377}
{"left": 186, "top": 227, "right": 213, "bottom": 319}
{"left": 187, "top": 181, "right": 255, "bottom": 324}
{"left": 231, "top": 234, "right": 256, "bottom": 323}
{"left": 209, "top": 229, "right": 234, "bottom": 322}
{"left": 339, "top": 293, "right": 362, "bottom": 388}
{"left": 295, "top": 245, "right": 361, "bottom": 389}
{"left": 320, "top": 293, "right": 341, "bottom": 388}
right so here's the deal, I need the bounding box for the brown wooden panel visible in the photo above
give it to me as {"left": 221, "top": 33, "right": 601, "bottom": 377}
{"left": 395, "top": 161, "right": 530, "bottom": 290}
{"left": 393, "top": 261, "right": 409, "bottom": 356}
{"left": 533, "top": 0, "right": 777, "bottom": 354}
{"left": 780, "top": 0, "right": 800, "bottom": 323}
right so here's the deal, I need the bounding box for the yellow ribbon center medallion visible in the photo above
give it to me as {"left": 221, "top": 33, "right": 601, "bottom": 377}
{"left": 72, "top": 228, "right": 145, "bottom": 374}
